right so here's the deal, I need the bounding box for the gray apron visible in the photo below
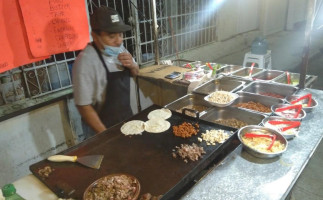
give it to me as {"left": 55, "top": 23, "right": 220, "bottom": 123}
{"left": 92, "top": 42, "right": 133, "bottom": 128}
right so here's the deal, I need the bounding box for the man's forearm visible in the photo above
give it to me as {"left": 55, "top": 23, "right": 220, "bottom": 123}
{"left": 77, "top": 105, "right": 107, "bottom": 134}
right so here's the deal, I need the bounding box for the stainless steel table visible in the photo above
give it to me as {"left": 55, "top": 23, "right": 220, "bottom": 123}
{"left": 9, "top": 89, "right": 323, "bottom": 200}
{"left": 181, "top": 88, "right": 323, "bottom": 200}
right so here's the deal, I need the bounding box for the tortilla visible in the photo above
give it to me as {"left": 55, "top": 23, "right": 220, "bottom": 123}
{"left": 144, "top": 118, "right": 171, "bottom": 133}
{"left": 120, "top": 120, "right": 145, "bottom": 135}
{"left": 147, "top": 108, "right": 172, "bottom": 120}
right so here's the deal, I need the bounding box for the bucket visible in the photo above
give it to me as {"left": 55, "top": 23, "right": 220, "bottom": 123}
{"left": 251, "top": 36, "right": 268, "bottom": 55}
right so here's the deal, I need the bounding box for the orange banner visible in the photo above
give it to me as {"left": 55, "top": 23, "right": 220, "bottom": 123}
{"left": 18, "top": 0, "right": 90, "bottom": 57}
{"left": 0, "top": 0, "right": 47, "bottom": 73}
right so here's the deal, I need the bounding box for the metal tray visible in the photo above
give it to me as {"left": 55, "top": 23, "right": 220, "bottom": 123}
{"left": 216, "top": 65, "right": 244, "bottom": 75}
{"left": 231, "top": 92, "right": 284, "bottom": 115}
{"left": 200, "top": 107, "right": 266, "bottom": 129}
{"left": 29, "top": 105, "right": 238, "bottom": 200}
{"left": 240, "top": 81, "right": 298, "bottom": 100}
{"left": 230, "top": 67, "right": 264, "bottom": 78}
{"left": 272, "top": 72, "right": 313, "bottom": 87}
{"left": 193, "top": 77, "right": 245, "bottom": 95}
{"left": 164, "top": 93, "right": 213, "bottom": 117}
{"left": 217, "top": 75, "right": 253, "bottom": 85}
{"left": 252, "top": 70, "right": 284, "bottom": 81}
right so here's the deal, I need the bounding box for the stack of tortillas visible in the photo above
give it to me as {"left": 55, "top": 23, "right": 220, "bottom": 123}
{"left": 120, "top": 108, "right": 172, "bottom": 135}
{"left": 121, "top": 120, "right": 145, "bottom": 135}
{"left": 145, "top": 108, "right": 172, "bottom": 133}
{"left": 147, "top": 108, "right": 172, "bottom": 120}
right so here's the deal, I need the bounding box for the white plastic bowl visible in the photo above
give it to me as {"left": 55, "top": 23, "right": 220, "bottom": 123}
{"left": 204, "top": 91, "right": 239, "bottom": 107}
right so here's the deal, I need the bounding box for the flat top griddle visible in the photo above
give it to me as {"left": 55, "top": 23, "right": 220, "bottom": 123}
{"left": 30, "top": 105, "right": 237, "bottom": 200}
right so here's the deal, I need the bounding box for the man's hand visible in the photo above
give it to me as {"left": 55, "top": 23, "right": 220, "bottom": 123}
{"left": 118, "top": 52, "right": 139, "bottom": 76}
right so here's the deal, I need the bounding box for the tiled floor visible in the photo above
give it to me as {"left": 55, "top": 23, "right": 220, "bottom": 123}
{"left": 290, "top": 140, "right": 323, "bottom": 200}
{"left": 216, "top": 29, "right": 323, "bottom": 200}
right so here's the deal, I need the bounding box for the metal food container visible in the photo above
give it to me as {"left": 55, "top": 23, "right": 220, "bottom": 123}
{"left": 252, "top": 70, "right": 284, "bottom": 81}
{"left": 200, "top": 107, "right": 266, "bottom": 129}
{"left": 181, "top": 60, "right": 203, "bottom": 68}
{"left": 193, "top": 77, "right": 245, "bottom": 95}
{"left": 187, "top": 62, "right": 224, "bottom": 71}
{"left": 230, "top": 67, "right": 264, "bottom": 78}
{"left": 218, "top": 75, "right": 253, "bottom": 85}
{"left": 273, "top": 72, "right": 310, "bottom": 87}
{"left": 271, "top": 104, "right": 306, "bottom": 121}
{"left": 232, "top": 92, "right": 284, "bottom": 115}
{"left": 240, "top": 81, "right": 298, "bottom": 100}
{"left": 285, "top": 95, "right": 318, "bottom": 113}
{"left": 262, "top": 116, "right": 300, "bottom": 140}
{"left": 238, "top": 125, "right": 288, "bottom": 159}
{"left": 164, "top": 93, "right": 212, "bottom": 117}
{"left": 216, "top": 65, "right": 244, "bottom": 75}
{"left": 302, "top": 75, "right": 318, "bottom": 88}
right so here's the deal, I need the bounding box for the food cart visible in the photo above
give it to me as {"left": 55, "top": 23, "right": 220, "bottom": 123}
{"left": 11, "top": 62, "right": 322, "bottom": 200}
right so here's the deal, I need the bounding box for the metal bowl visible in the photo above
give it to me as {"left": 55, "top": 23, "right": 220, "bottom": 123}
{"left": 204, "top": 91, "right": 239, "bottom": 107}
{"left": 271, "top": 104, "right": 306, "bottom": 121}
{"left": 262, "top": 116, "right": 300, "bottom": 140}
{"left": 285, "top": 95, "right": 318, "bottom": 113}
{"left": 238, "top": 125, "right": 288, "bottom": 158}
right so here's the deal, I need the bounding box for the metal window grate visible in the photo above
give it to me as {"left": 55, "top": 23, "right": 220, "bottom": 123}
{"left": 88, "top": 0, "right": 217, "bottom": 64}
{"left": 0, "top": 0, "right": 217, "bottom": 105}
{"left": 137, "top": 0, "right": 217, "bottom": 64}
{"left": 22, "top": 53, "right": 76, "bottom": 98}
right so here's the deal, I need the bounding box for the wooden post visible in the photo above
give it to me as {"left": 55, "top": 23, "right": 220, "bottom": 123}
{"left": 151, "top": 0, "right": 159, "bottom": 65}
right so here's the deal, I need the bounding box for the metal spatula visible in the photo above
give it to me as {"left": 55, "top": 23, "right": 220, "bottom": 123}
{"left": 48, "top": 155, "right": 104, "bottom": 169}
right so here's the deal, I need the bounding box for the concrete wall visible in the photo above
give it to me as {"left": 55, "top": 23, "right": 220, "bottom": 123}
{"left": 261, "top": 0, "right": 289, "bottom": 35}
{"left": 0, "top": 0, "right": 309, "bottom": 186}
{"left": 0, "top": 101, "right": 71, "bottom": 186}
{"left": 217, "top": 0, "right": 259, "bottom": 41}
{"left": 286, "top": 0, "right": 308, "bottom": 30}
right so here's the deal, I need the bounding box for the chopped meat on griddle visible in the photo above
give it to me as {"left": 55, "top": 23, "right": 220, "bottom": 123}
{"left": 38, "top": 166, "right": 54, "bottom": 179}
{"left": 172, "top": 143, "right": 206, "bottom": 163}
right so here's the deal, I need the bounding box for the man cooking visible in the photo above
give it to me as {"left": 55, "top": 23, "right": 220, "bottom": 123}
{"left": 72, "top": 6, "right": 139, "bottom": 138}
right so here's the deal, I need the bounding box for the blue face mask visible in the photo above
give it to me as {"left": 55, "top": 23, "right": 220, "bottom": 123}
{"left": 102, "top": 44, "right": 123, "bottom": 56}
{"left": 98, "top": 37, "right": 124, "bottom": 56}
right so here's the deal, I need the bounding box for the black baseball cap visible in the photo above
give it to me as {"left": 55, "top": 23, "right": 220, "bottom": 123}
{"left": 90, "top": 6, "right": 132, "bottom": 33}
